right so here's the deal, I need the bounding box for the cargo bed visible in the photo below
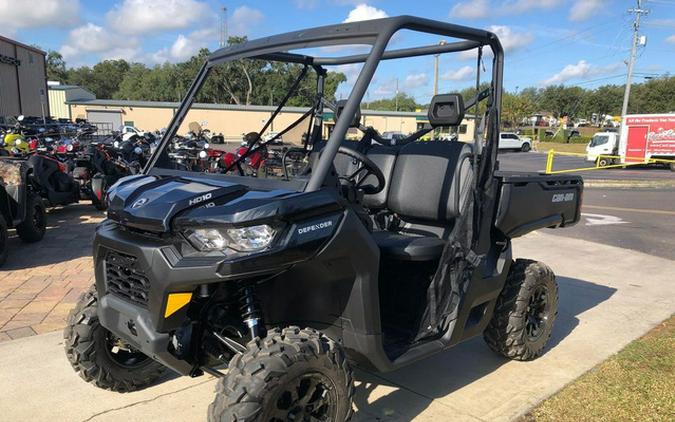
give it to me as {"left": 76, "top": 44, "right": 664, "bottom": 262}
{"left": 494, "top": 171, "right": 583, "bottom": 238}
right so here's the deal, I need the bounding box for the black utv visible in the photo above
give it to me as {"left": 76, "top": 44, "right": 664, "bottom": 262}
{"left": 64, "top": 17, "right": 583, "bottom": 421}
{"left": 0, "top": 158, "right": 47, "bottom": 266}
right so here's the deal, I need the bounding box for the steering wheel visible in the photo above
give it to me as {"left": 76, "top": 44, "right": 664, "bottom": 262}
{"left": 333, "top": 146, "right": 385, "bottom": 195}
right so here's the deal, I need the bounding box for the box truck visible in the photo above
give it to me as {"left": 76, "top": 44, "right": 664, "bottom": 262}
{"left": 586, "top": 113, "right": 675, "bottom": 171}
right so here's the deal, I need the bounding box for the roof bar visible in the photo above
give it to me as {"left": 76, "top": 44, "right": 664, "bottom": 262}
{"left": 314, "top": 40, "right": 481, "bottom": 65}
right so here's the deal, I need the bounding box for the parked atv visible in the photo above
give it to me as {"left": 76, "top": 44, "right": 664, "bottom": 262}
{"left": 0, "top": 158, "right": 47, "bottom": 266}
{"left": 72, "top": 143, "right": 129, "bottom": 210}
{"left": 25, "top": 153, "right": 80, "bottom": 207}
{"left": 64, "top": 16, "right": 583, "bottom": 421}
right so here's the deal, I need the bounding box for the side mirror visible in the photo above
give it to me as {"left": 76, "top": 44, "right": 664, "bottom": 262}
{"left": 335, "top": 99, "right": 361, "bottom": 128}
{"left": 428, "top": 94, "right": 465, "bottom": 128}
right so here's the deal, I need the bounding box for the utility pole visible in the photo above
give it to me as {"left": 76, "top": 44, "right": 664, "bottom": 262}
{"left": 621, "top": 0, "right": 649, "bottom": 119}
{"left": 219, "top": 6, "right": 228, "bottom": 48}
{"left": 395, "top": 78, "right": 399, "bottom": 111}
{"left": 433, "top": 40, "right": 447, "bottom": 96}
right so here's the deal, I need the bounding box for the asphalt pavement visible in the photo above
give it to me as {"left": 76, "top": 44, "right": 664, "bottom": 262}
{"left": 498, "top": 150, "right": 675, "bottom": 181}
{"left": 499, "top": 151, "right": 675, "bottom": 260}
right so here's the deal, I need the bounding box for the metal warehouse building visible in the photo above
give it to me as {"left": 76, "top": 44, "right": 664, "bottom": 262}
{"left": 0, "top": 35, "right": 49, "bottom": 119}
{"left": 48, "top": 84, "right": 95, "bottom": 120}
{"left": 65, "top": 98, "right": 475, "bottom": 143}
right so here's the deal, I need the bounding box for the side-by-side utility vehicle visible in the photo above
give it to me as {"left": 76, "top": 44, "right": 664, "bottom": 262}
{"left": 0, "top": 158, "right": 47, "bottom": 266}
{"left": 64, "top": 16, "right": 583, "bottom": 421}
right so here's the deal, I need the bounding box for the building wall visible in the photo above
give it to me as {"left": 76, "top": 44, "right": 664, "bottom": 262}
{"left": 49, "top": 87, "right": 96, "bottom": 119}
{"left": 48, "top": 90, "right": 68, "bottom": 119}
{"left": 0, "top": 39, "right": 21, "bottom": 117}
{"left": 0, "top": 36, "right": 47, "bottom": 118}
{"left": 69, "top": 101, "right": 476, "bottom": 144}
{"left": 15, "top": 47, "right": 48, "bottom": 116}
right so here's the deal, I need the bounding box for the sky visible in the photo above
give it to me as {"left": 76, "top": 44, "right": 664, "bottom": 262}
{"left": 1, "top": 0, "right": 674, "bottom": 103}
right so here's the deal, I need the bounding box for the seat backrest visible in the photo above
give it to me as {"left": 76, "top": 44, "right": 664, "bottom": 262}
{"left": 362, "top": 145, "right": 399, "bottom": 209}
{"left": 387, "top": 141, "right": 473, "bottom": 224}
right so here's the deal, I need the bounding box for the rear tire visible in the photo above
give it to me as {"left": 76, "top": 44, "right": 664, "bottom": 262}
{"left": 208, "top": 326, "right": 354, "bottom": 422}
{"left": 16, "top": 193, "right": 46, "bottom": 242}
{"left": 483, "top": 259, "right": 558, "bottom": 361}
{"left": 669, "top": 162, "right": 675, "bottom": 172}
{"left": 0, "top": 215, "right": 8, "bottom": 267}
{"left": 64, "top": 285, "right": 167, "bottom": 392}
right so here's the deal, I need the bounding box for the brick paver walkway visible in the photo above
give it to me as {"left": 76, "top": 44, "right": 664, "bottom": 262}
{"left": 0, "top": 202, "right": 104, "bottom": 342}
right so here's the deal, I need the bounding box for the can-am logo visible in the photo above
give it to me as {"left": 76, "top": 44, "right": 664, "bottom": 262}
{"left": 552, "top": 192, "right": 575, "bottom": 203}
{"left": 189, "top": 192, "right": 212, "bottom": 206}
{"left": 131, "top": 197, "right": 148, "bottom": 209}
{"left": 297, "top": 220, "right": 333, "bottom": 235}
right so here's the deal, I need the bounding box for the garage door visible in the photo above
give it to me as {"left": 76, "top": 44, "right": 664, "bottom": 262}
{"left": 86, "top": 109, "right": 122, "bottom": 135}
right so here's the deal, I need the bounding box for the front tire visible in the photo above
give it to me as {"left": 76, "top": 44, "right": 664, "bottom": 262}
{"left": 64, "top": 285, "right": 167, "bottom": 392}
{"left": 16, "top": 193, "right": 46, "bottom": 242}
{"left": 209, "top": 326, "right": 354, "bottom": 422}
{"left": 483, "top": 259, "right": 558, "bottom": 361}
{"left": 596, "top": 157, "right": 611, "bottom": 167}
{"left": 521, "top": 142, "right": 531, "bottom": 152}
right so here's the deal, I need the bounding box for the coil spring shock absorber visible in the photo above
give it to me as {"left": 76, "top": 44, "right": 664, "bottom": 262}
{"left": 239, "top": 285, "right": 265, "bottom": 339}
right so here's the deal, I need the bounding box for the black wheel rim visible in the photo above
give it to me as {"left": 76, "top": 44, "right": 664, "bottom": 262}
{"left": 525, "top": 285, "right": 549, "bottom": 341}
{"left": 104, "top": 331, "right": 150, "bottom": 368}
{"left": 269, "top": 372, "right": 338, "bottom": 422}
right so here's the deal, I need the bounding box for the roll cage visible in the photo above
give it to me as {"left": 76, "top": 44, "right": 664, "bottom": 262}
{"left": 145, "top": 15, "right": 504, "bottom": 196}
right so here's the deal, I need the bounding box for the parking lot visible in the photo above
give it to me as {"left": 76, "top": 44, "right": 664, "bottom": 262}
{"left": 0, "top": 150, "right": 673, "bottom": 420}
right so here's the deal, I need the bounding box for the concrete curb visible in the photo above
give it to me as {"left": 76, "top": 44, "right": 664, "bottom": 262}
{"left": 584, "top": 179, "right": 675, "bottom": 189}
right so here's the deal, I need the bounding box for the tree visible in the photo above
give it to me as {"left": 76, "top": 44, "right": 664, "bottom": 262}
{"left": 502, "top": 91, "right": 535, "bottom": 127}
{"left": 91, "top": 60, "right": 130, "bottom": 99}
{"left": 363, "top": 93, "right": 420, "bottom": 112}
{"left": 538, "top": 85, "right": 585, "bottom": 118}
{"left": 46, "top": 50, "right": 67, "bottom": 83}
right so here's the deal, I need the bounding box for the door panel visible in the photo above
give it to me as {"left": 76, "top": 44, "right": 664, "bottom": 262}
{"left": 626, "top": 126, "right": 648, "bottom": 162}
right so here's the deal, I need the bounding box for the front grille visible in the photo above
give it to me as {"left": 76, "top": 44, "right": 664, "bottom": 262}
{"left": 105, "top": 251, "right": 150, "bottom": 307}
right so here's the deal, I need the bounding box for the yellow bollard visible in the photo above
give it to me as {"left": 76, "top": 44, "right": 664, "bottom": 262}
{"left": 545, "top": 149, "right": 554, "bottom": 174}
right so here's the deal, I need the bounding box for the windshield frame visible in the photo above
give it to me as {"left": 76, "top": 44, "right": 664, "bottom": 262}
{"left": 144, "top": 16, "right": 504, "bottom": 194}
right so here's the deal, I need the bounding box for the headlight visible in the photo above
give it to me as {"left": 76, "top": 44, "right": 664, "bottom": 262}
{"left": 15, "top": 139, "right": 22, "bottom": 145}
{"left": 186, "top": 224, "right": 276, "bottom": 252}
{"left": 114, "top": 140, "right": 120, "bottom": 148}
{"left": 66, "top": 143, "right": 74, "bottom": 151}
{"left": 203, "top": 142, "right": 209, "bottom": 149}
{"left": 198, "top": 150, "right": 207, "bottom": 159}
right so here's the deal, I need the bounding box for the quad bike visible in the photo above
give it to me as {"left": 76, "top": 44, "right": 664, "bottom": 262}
{"left": 0, "top": 158, "right": 47, "bottom": 266}
{"left": 25, "top": 153, "right": 80, "bottom": 207}
{"left": 72, "top": 143, "right": 130, "bottom": 211}
{"left": 64, "top": 16, "right": 583, "bottom": 421}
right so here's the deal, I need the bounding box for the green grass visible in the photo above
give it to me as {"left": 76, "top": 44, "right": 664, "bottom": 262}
{"left": 521, "top": 315, "right": 675, "bottom": 422}
{"left": 534, "top": 142, "right": 587, "bottom": 155}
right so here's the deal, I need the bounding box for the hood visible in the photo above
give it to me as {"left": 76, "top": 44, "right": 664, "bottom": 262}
{"left": 106, "top": 174, "right": 344, "bottom": 234}
{"left": 107, "top": 175, "right": 249, "bottom": 233}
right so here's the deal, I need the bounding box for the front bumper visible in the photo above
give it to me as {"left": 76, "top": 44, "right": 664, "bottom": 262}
{"left": 98, "top": 294, "right": 193, "bottom": 375}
